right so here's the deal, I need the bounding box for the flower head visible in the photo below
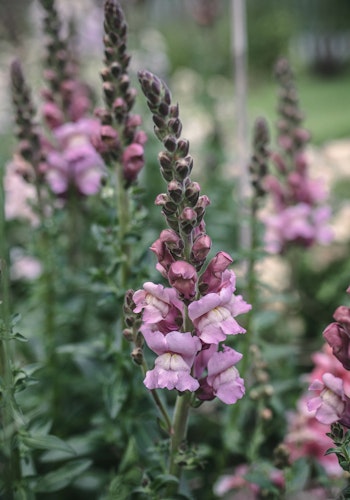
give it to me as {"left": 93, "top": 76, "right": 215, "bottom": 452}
{"left": 189, "top": 271, "right": 251, "bottom": 344}
{"left": 206, "top": 346, "right": 245, "bottom": 404}
{"left": 142, "top": 329, "right": 201, "bottom": 392}
{"left": 307, "top": 372, "right": 350, "bottom": 426}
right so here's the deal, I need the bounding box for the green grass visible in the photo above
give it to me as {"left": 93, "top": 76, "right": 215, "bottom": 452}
{"left": 248, "top": 69, "right": 350, "bottom": 145}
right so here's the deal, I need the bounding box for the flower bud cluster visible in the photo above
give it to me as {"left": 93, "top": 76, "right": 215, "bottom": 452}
{"left": 132, "top": 71, "right": 251, "bottom": 404}
{"left": 10, "top": 60, "right": 46, "bottom": 184}
{"left": 262, "top": 58, "right": 333, "bottom": 254}
{"left": 96, "top": 0, "right": 146, "bottom": 185}
{"left": 39, "top": 0, "right": 93, "bottom": 129}
{"left": 249, "top": 118, "right": 270, "bottom": 201}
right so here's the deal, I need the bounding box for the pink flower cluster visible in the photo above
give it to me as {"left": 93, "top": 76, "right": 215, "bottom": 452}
{"left": 133, "top": 249, "right": 251, "bottom": 404}
{"left": 306, "top": 287, "right": 350, "bottom": 429}
{"left": 263, "top": 152, "right": 333, "bottom": 254}
{"left": 44, "top": 118, "right": 105, "bottom": 196}
{"left": 285, "top": 332, "right": 350, "bottom": 477}
{"left": 262, "top": 59, "right": 333, "bottom": 254}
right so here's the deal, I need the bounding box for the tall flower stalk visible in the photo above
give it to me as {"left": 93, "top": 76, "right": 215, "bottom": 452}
{"left": 132, "top": 70, "right": 251, "bottom": 494}
{"left": 97, "top": 0, "right": 146, "bottom": 290}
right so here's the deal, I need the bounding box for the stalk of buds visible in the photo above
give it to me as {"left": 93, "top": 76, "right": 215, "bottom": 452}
{"left": 249, "top": 117, "right": 270, "bottom": 206}
{"left": 10, "top": 60, "right": 46, "bottom": 189}
{"left": 262, "top": 58, "right": 333, "bottom": 254}
{"left": 39, "top": 0, "right": 93, "bottom": 128}
{"left": 97, "top": 0, "right": 146, "bottom": 185}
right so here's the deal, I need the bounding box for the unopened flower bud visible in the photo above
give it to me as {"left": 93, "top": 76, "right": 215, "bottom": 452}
{"left": 164, "top": 135, "right": 177, "bottom": 152}
{"left": 153, "top": 115, "right": 167, "bottom": 129}
{"left": 100, "top": 67, "right": 112, "bottom": 82}
{"left": 158, "top": 102, "right": 169, "bottom": 117}
{"left": 174, "top": 157, "right": 192, "bottom": 180}
{"left": 101, "top": 125, "right": 120, "bottom": 150}
{"left": 168, "top": 117, "right": 182, "bottom": 137}
{"left": 110, "top": 62, "right": 121, "bottom": 78}
{"left": 167, "top": 180, "right": 183, "bottom": 203}
{"left": 163, "top": 200, "right": 178, "bottom": 216}
{"left": 103, "top": 81, "right": 115, "bottom": 104}
{"left": 191, "top": 234, "right": 211, "bottom": 263}
{"left": 180, "top": 207, "right": 197, "bottom": 234}
{"left": 123, "top": 328, "right": 134, "bottom": 342}
{"left": 154, "top": 193, "right": 168, "bottom": 206}
{"left": 195, "top": 195, "right": 210, "bottom": 222}
{"left": 131, "top": 347, "right": 143, "bottom": 365}
{"left": 95, "top": 108, "right": 113, "bottom": 125}
{"left": 119, "top": 74, "right": 130, "bottom": 92}
{"left": 160, "top": 229, "right": 184, "bottom": 255}
{"left": 168, "top": 261, "right": 197, "bottom": 301}
{"left": 169, "top": 103, "right": 179, "bottom": 118}
{"left": 185, "top": 181, "right": 200, "bottom": 206}
{"left": 176, "top": 138, "right": 189, "bottom": 157}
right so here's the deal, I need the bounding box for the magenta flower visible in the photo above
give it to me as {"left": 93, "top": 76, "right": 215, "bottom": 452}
{"left": 142, "top": 329, "right": 201, "bottom": 392}
{"left": 206, "top": 346, "right": 245, "bottom": 404}
{"left": 308, "top": 372, "right": 350, "bottom": 426}
{"left": 323, "top": 300, "right": 350, "bottom": 371}
{"left": 198, "top": 251, "right": 233, "bottom": 294}
{"left": 168, "top": 261, "right": 198, "bottom": 301}
{"left": 188, "top": 271, "right": 251, "bottom": 344}
{"left": 133, "top": 282, "right": 183, "bottom": 333}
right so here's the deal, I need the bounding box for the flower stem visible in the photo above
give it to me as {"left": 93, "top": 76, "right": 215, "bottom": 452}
{"left": 141, "top": 359, "right": 172, "bottom": 434}
{"left": 0, "top": 165, "right": 23, "bottom": 497}
{"left": 167, "top": 391, "right": 192, "bottom": 489}
{"left": 115, "top": 164, "right": 131, "bottom": 290}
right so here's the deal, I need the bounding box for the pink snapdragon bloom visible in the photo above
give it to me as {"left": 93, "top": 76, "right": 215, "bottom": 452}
{"left": 133, "top": 282, "right": 183, "bottom": 333}
{"left": 214, "top": 463, "right": 284, "bottom": 498}
{"left": 142, "top": 329, "right": 201, "bottom": 392}
{"left": 264, "top": 203, "right": 333, "bottom": 254}
{"left": 206, "top": 346, "right": 245, "bottom": 404}
{"left": 308, "top": 373, "right": 350, "bottom": 426}
{"left": 285, "top": 396, "right": 344, "bottom": 477}
{"left": 198, "top": 251, "right": 233, "bottom": 294}
{"left": 45, "top": 118, "right": 105, "bottom": 196}
{"left": 188, "top": 271, "right": 251, "bottom": 344}
{"left": 323, "top": 294, "right": 350, "bottom": 371}
{"left": 168, "top": 261, "right": 197, "bottom": 301}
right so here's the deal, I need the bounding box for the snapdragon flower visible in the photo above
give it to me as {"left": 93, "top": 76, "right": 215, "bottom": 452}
{"left": 262, "top": 59, "right": 333, "bottom": 254}
{"left": 129, "top": 70, "right": 251, "bottom": 406}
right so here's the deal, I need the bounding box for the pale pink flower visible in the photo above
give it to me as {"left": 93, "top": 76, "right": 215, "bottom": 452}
{"left": 142, "top": 329, "right": 201, "bottom": 392}
{"left": 264, "top": 203, "right": 333, "bottom": 254}
{"left": 308, "top": 372, "right": 350, "bottom": 426}
{"left": 4, "top": 160, "right": 38, "bottom": 225}
{"left": 46, "top": 118, "right": 105, "bottom": 196}
{"left": 133, "top": 282, "right": 183, "bottom": 333}
{"left": 206, "top": 346, "right": 245, "bottom": 404}
{"left": 285, "top": 396, "right": 343, "bottom": 477}
{"left": 188, "top": 271, "right": 251, "bottom": 344}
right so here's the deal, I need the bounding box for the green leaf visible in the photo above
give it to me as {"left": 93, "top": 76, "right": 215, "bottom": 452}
{"left": 21, "top": 433, "right": 75, "bottom": 455}
{"left": 153, "top": 474, "right": 179, "bottom": 492}
{"left": 31, "top": 459, "right": 92, "bottom": 493}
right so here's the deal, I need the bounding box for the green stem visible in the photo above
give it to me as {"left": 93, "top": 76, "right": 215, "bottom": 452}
{"left": 0, "top": 166, "right": 23, "bottom": 497}
{"left": 141, "top": 359, "right": 172, "bottom": 434}
{"left": 115, "top": 163, "right": 131, "bottom": 290}
{"left": 167, "top": 391, "right": 192, "bottom": 487}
